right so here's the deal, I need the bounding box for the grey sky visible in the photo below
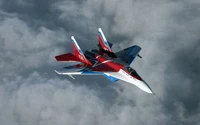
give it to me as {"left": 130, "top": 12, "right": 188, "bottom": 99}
{"left": 0, "top": 0, "right": 200, "bottom": 125}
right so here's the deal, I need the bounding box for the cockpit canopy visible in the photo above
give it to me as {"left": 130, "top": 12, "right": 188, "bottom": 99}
{"left": 124, "top": 66, "right": 142, "bottom": 80}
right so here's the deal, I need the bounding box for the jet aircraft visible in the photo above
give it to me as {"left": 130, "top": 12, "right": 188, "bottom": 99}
{"left": 55, "top": 28, "right": 153, "bottom": 94}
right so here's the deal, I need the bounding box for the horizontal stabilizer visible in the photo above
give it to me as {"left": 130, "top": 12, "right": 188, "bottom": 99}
{"left": 55, "top": 53, "right": 81, "bottom": 62}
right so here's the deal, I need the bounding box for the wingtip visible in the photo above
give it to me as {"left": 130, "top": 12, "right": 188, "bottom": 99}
{"left": 54, "top": 70, "right": 61, "bottom": 74}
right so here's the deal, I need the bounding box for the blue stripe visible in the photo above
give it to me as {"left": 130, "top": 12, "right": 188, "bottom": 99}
{"left": 103, "top": 74, "right": 119, "bottom": 82}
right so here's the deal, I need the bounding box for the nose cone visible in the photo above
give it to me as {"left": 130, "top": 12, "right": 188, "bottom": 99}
{"left": 129, "top": 70, "right": 153, "bottom": 94}
{"left": 138, "top": 80, "right": 153, "bottom": 94}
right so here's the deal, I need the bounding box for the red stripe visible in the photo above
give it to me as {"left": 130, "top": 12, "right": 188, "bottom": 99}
{"left": 92, "top": 55, "right": 123, "bottom": 72}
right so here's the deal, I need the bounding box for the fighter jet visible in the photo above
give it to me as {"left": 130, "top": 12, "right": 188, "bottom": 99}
{"left": 55, "top": 28, "right": 153, "bottom": 94}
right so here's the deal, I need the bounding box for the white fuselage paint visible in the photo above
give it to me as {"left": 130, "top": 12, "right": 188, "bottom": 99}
{"left": 104, "top": 69, "right": 153, "bottom": 94}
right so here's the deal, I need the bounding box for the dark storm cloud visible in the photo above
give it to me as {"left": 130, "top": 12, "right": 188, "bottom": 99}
{"left": 0, "top": 0, "right": 200, "bottom": 125}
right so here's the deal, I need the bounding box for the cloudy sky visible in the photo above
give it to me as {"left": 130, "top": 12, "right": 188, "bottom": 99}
{"left": 0, "top": 0, "right": 200, "bottom": 125}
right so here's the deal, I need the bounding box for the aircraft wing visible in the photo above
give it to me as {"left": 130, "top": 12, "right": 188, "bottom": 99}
{"left": 55, "top": 66, "right": 84, "bottom": 75}
{"left": 55, "top": 65, "right": 103, "bottom": 75}
{"left": 55, "top": 62, "right": 120, "bottom": 82}
{"left": 115, "top": 45, "right": 142, "bottom": 65}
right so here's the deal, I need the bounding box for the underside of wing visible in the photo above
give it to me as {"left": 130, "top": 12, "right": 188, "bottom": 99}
{"left": 55, "top": 67, "right": 84, "bottom": 75}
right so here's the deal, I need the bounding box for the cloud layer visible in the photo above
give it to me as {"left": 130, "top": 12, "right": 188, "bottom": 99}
{"left": 0, "top": 0, "right": 200, "bottom": 125}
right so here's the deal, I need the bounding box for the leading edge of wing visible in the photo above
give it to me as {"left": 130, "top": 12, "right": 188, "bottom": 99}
{"left": 55, "top": 68, "right": 104, "bottom": 75}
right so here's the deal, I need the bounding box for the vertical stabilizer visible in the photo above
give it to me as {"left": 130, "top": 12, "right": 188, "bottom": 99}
{"left": 71, "top": 36, "right": 92, "bottom": 66}
{"left": 98, "top": 28, "right": 113, "bottom": 52}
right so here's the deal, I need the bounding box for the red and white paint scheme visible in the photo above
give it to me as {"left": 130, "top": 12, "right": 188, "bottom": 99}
{"left": 95, "top": 55, "right": 152, "bottom": 94}
{"left": 98, "top": 28, "right": 113, "bottom": 52}
{"left": 55, "top": 28, "right": 153, "bottom": 94}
